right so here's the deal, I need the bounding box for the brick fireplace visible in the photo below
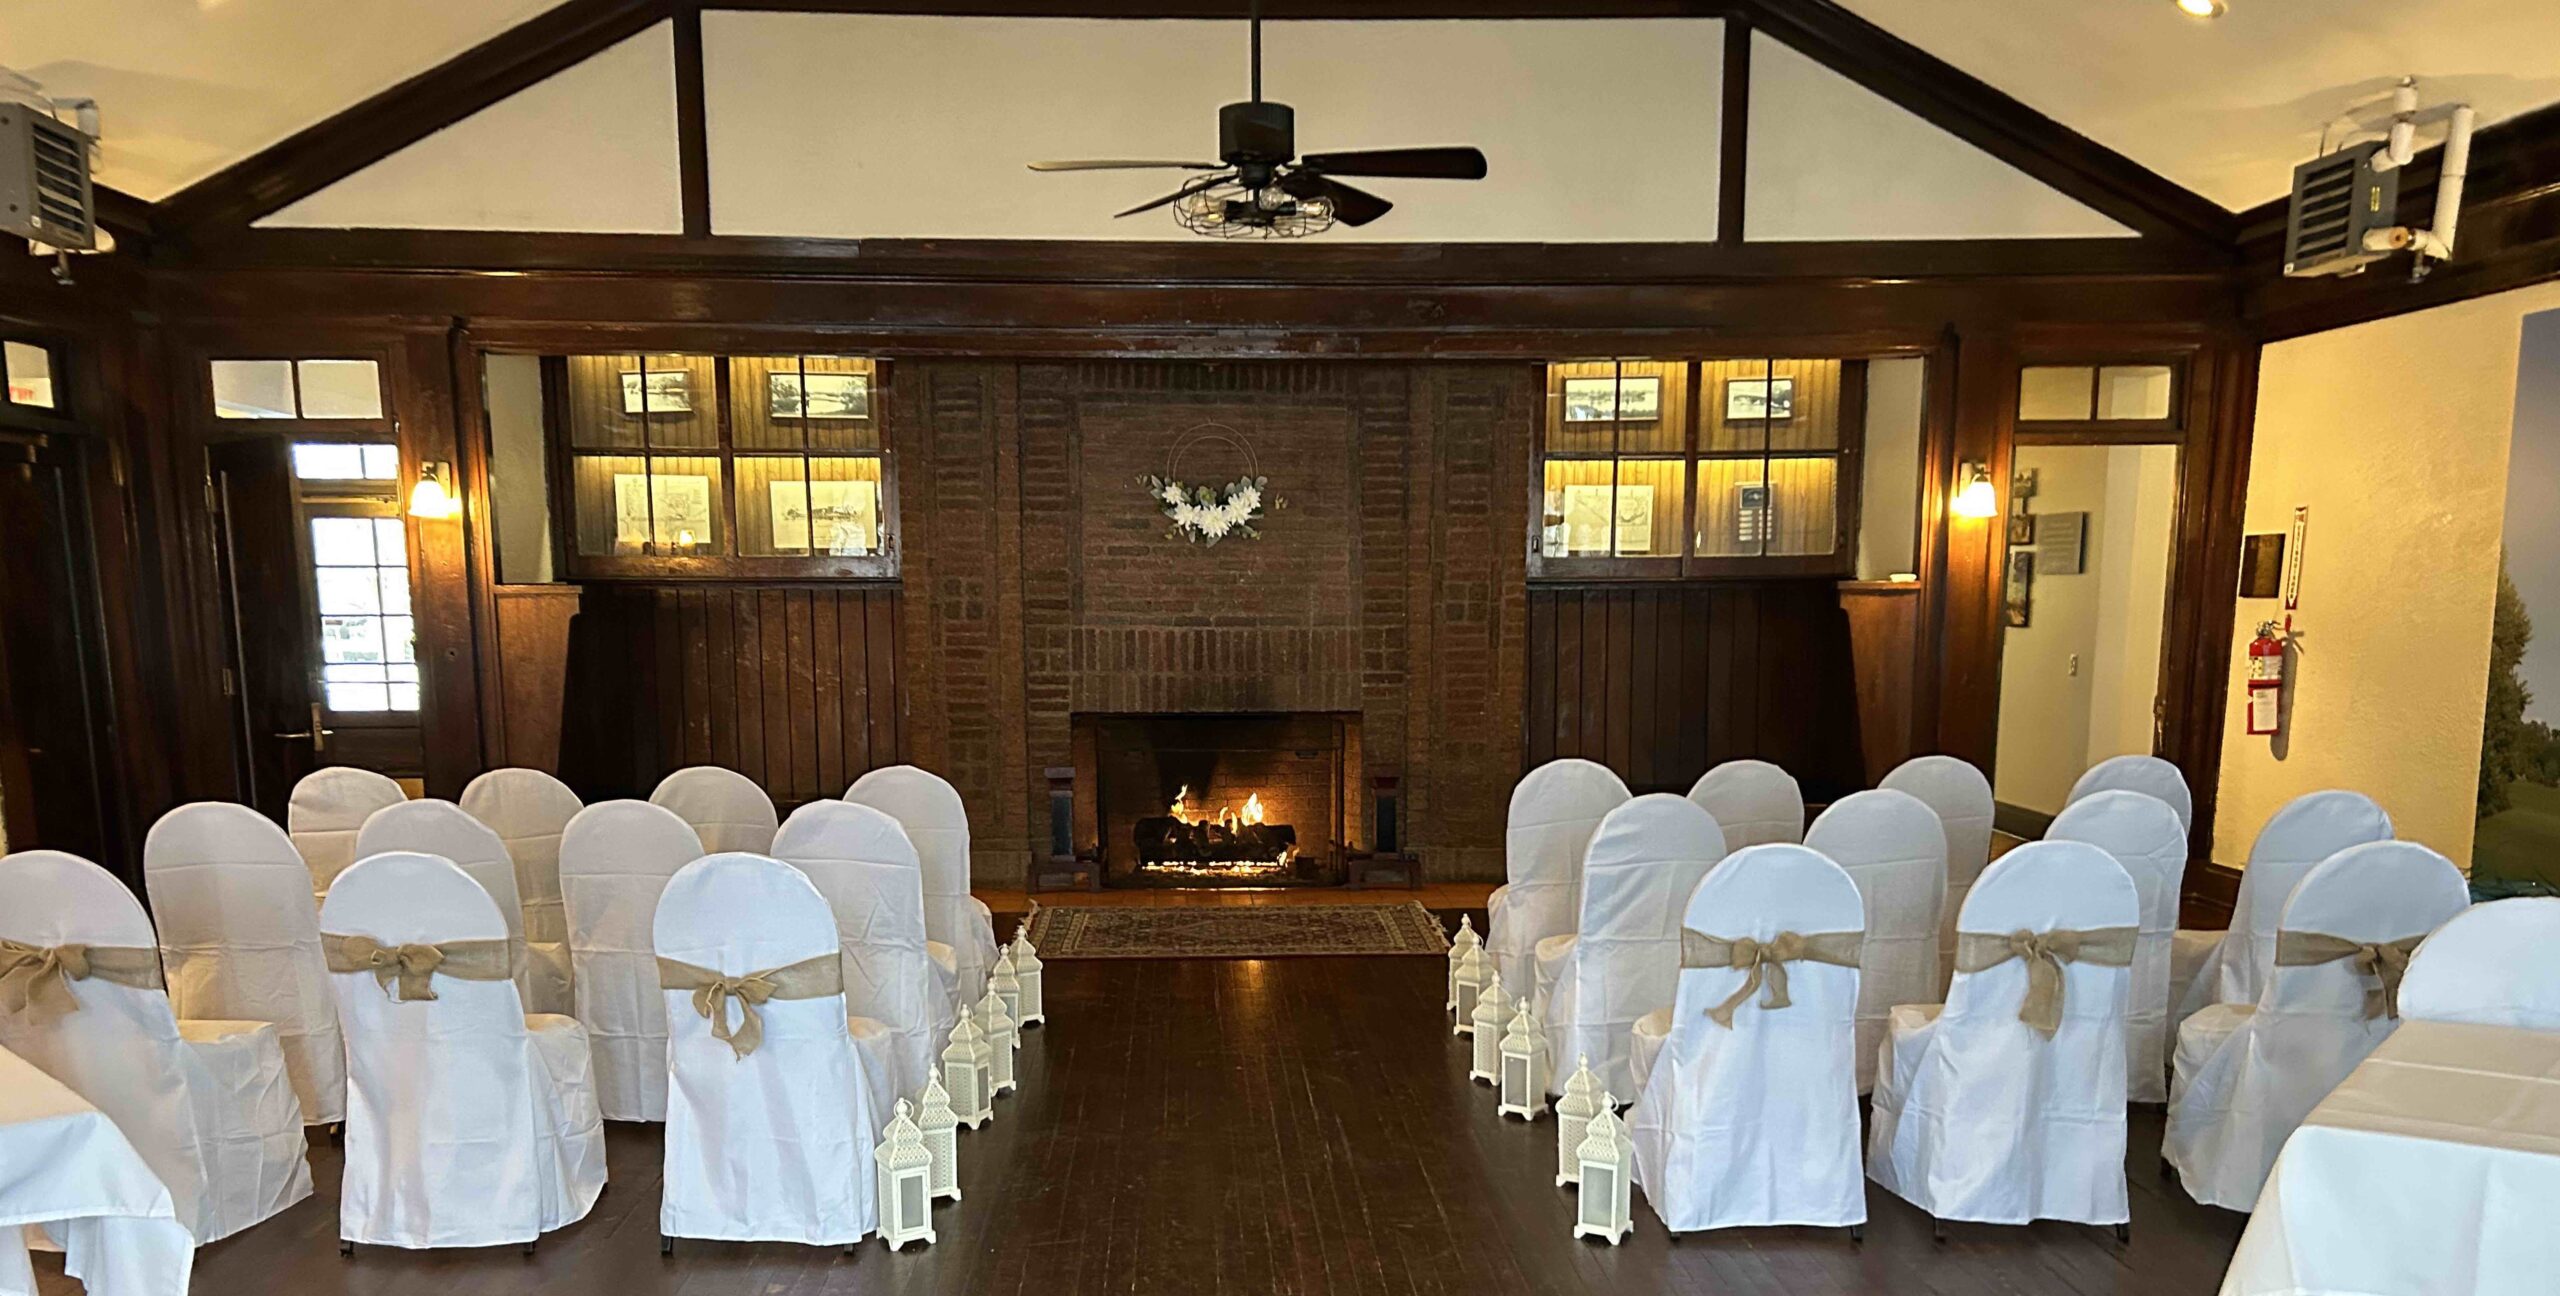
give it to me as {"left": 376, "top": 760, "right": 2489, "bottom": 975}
{"left": 1076, "top": 712, "right": 1358, "bottom": 888}
{"left": 897, "top": 359, "right": 1534, "bottom": 887}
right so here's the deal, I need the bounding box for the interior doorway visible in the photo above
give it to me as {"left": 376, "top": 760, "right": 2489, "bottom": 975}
{"left": 1992, "top": 441, "right": 2182, "bottom": 829}
{"left": 0, "top": 431, "right": 123, "bottom": 865}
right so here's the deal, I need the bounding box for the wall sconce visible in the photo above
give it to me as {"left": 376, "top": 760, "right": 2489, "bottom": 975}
{"left": 408, "top": 460, "right": 462, "bottom": 519}
{"left": 1950, "top": 461, "right": 2000, "bottom": 519}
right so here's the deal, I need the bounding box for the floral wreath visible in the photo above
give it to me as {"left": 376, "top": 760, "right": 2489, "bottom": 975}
{"left": 1140, "top": 426, "right": 1284, "bottom": 547}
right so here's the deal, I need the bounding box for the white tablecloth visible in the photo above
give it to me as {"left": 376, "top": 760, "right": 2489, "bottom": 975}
{"left": 2222, "top": 1020, "right": 2560, "bottom": 1295}
{"left": 0, "top": 1045, "right": 194, "bottom": 1296}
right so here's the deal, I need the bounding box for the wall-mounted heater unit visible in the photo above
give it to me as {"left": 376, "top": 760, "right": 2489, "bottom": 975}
{"left": 0, "top": 70, "right": 98, "bottom": 253}
{"left": 2284, "top": 77, "right": 2472, "bottom": 280}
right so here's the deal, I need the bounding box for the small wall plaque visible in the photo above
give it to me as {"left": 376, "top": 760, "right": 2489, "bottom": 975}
{"left": 2035, "top": 510, "right": 2087, "bottom": 576}
{"left": 2239, "top": 533, "right": 2286, "bottom": 599}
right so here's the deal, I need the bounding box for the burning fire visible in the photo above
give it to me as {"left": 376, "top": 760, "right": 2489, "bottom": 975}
{"left": 1166, "top": 786, "right": 1270, "bottom": 830}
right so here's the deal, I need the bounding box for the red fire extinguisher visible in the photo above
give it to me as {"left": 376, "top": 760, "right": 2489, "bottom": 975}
{"left": 2246, "top": 620, "right": 2286, "bottom": 737}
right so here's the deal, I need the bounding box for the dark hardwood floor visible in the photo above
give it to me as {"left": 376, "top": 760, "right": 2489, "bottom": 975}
{"left": 40, "top": 956, "right": 2245, "bottom": 1295}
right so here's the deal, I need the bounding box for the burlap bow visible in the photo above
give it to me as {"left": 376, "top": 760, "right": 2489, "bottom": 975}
{"left": 1953, "top": 926, "right": 2138, "bottom": 1038}
{"left": 2274, "top": 931, "right": 2423, "bottom": 1020}
{"left": 1680, "top": 928, "right": 1864, "bottom": 1028}
{"left": 0, "top": 939, "right": 163, "bottom": 1022}
{"left": 657, "top": 953, "right": 843, "bottom": 1060}
{"left": 322, "top": 933, "right": 513, "bottom": 1002}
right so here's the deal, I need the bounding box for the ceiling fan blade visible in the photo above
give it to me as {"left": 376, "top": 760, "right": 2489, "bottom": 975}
{"left": 1113, "top": 173, "right": 1233, "bottom": 219}
{"left": 1278, "top": 171, "right": 1393, "bottom": 227}
{"left": 1296, "top": 147, "right": 1488, "bottom": 180}
{"left": 1029, "top": 159, "right": 1222, "bottom": 173}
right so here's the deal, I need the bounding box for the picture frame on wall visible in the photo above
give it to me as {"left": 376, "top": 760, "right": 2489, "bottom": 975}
{"left": 1560, "top": 482, "right": 1654, "bottom": 554}
{"left": 611, "top": 472, "right": 714, "bottom": 553}
{"left": 769, "top": 477, "right": 881, "bottom": 555}
{"left": 619, "top": 369, "right": 692, "bottom": 415}
{"left": 2004, "top": 550, "right": 2035, "bottom": 628}
{"left": 2007, "top": 512, "right": 2036, "bottom": 546}
{"left": 1724, "top": 376, "right": 1795, "bottom": 422}
{"left": 769, "top": 370, "right": 871, "bottom": 420}
{"left": 1561, "top": 375, "right": 1662, "bottom": 423}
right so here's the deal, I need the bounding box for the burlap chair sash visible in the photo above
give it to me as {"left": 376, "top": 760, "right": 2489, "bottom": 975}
{"left": 1680, "top": 928, "right": 1864, "bottom": 1028}
{"left": 2274, "top": 930, "right": 2424, "bottom": 1021}
{"left": 0, "top": 939, "right": 164, "bottom": 1022}
{"left": 657, "top": 953, "right": 843, "bottom": 1060}
{"left": 322, "top": 932, "right": 514, "bottom": 1003}
{"left": 1953, "top": 926, "right": 2138, "bottom": 1038}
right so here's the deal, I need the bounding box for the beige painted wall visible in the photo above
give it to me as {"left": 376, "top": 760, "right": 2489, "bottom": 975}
{"left": 2213, "top": 280, "right": 2560, "bottom": 868}
{"left": 1993, "top": 443, "right": 2178, "bottom": 816}
{"left": 1857, "top": 358, "right": 1927, "bottom": 580}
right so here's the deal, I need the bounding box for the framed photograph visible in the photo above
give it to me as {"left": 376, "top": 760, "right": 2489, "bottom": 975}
{"left": 1724, "top": 376, "right": 1795, "bottom": 422}
{"left": 1561, "top": 375, "right": 1662, "bottom": 423}
{"left": 612, "top": 472, "right": 714, "bottom": 553}
{"left": 769, "top": 477, "right": 881, "bottom": 556}
{"left": 619, "top": 369, "right": 691, "bottom": 415}
{"left": 2006, "top": 512, "right": 2036, "bottom": 546}
{"left": 2004, "top": 550, "right": 2035, "bottom": 628}
{"left": 769, "top": 370, "right": 871, "bottom": 420}
{"left": 1560, "top": 482, "right": 1654, "bottom": 554}
{"left": 2238, "top": 533, "right": 2286, "bottom": 598}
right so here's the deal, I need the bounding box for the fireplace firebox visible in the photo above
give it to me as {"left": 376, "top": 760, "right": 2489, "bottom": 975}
{"left": 1075, "top": 713, "right": 1359, "bottom": 889}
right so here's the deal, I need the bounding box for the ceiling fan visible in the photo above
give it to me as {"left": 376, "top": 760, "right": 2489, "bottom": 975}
{"left": 1026, "top": 3, "right": 1488, "bottom": 237}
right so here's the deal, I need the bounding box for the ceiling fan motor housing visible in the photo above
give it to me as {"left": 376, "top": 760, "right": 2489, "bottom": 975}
{"left": 1220, "top": 100, "right": 1296, "bottom": 174}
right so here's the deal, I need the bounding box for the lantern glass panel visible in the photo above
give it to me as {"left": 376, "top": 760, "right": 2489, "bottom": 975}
{"left": 1581, "top": 1169, "right": 1613, "bottom": 1222}
{"left": 901, "top": 1177, "right": 925, "bottom": 1221}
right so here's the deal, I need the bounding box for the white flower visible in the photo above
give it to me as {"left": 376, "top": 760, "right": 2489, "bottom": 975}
{"left": 1160, "top": 483, "right": 1185, "bottom": 506}
{"left": 1230, "top": 485, "right": 1261, "bottom": 513}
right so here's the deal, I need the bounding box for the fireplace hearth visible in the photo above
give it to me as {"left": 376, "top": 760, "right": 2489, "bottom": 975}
{"left": 1076, "top": 712, "right": 1358, "bottom": 889}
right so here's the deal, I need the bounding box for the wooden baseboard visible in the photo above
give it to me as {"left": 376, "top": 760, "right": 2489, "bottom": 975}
{"left": 1992, "top": 800, "right": 2055, "bottom": 841}
{"left": 2179, "top": 861, "right": 2241, "bottom": 930}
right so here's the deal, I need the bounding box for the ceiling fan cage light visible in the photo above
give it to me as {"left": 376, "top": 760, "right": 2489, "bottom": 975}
{"left": 1172, "top": 183, "right": 1335, "bottom": 238}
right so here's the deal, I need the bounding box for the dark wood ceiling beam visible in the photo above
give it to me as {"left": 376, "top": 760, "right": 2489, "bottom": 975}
{"left": 153, "top": 0, "right": 675, "bottom": 237}
{"left": 1735, "top": 0, "right": 2238, "bottom": 252}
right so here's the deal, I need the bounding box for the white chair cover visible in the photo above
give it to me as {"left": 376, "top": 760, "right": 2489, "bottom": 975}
{"left": 1486, "top": 759, "right": 1630, "bottom": 1001}
{"left": 1685, "top": 759, "right": 1803, "bottom": 849}
{"left": 353, "top": 799, "right": 541, "bottom": 1010}
{"left": 844, "top": 766, "right": 998, "bottom": 1008}
{"left": 1802, "top": 789, "right": 1947, "bottom": 1093}
{"left": 2065, "top": 754, "right": 2194, "bottom": 833}
{"left": 460, "top": 768, "right": 583, "bottom": 1021}
{"left": 2165, "top": 840, "right": 2469, "bottom": 1210}
{"left": 651, "top": 766, "right": 779, "bottom": 856}
{"left": 1536, "top": 794, "right": 1726, "bottom": 1097}
{"left": 286, "top": 766, "right": 405, "bottom": 899}
{"left": 655, "top": 853, "right": 878, "bottom": 1246}
{"left": 2045, "top": 790, "right": 2189, "bottom": 1103}
{"left": 2399, "top": 898, "right": 2560, "bottom": 1029}
{"left": 1879, "top": 755, "right": 1994, "bottom": 988}
{"left": 558, "top": 800, "right": 704, "bottom": 1122}
{"left": 1866, "top": 840, "right": 2140, "bottom": 1226}
{"left": 1628, "top": 844, "right": 1865, "bottom": 1232}
{"left": 320, "top": 851, "right": 605, "bottom": 1248}
{"left": 0, "top": 850, "right": 311, "bottom": 1245}
{"left": 2182, "top": 790, "right": 2394, "bottom": 1019}
{"left": 142, "top": 802, "right": 347, "bottom": 1125}
{"left": 772, "top": 800, "right": 949, "bottom": 1121}
{"left": 0, "top": 1044, "right": 194, "bottom": 1296}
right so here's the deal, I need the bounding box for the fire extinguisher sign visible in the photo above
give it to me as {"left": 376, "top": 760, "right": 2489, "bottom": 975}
{"left": 2283, "top": 505, "right": 2307, "bottom": 611}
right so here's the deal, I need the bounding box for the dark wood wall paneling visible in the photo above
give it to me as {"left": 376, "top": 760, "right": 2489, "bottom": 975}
{"left": 1525, "top": 581, "right": 1863, "bottom": 801}
{"left": 558, "top": 582, "right": 903, "bottom": 806}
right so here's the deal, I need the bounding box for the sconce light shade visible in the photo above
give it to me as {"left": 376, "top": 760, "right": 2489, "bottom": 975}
{"left": 1950, "top": 462, "right": 2000, "bottom": 519}
{"left": 408, "top": 461, "right": 462, "bottom": 519}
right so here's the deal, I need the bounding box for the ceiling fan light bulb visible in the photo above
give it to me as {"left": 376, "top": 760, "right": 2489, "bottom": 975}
{"left": 2176, "top": 0, "right": 2226, "bottom": 18}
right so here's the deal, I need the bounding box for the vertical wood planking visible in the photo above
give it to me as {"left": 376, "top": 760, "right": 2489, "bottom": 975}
{"left": 1526, "top": 580, "right": 1860, "bottom": 797}
{"left": 552, "top": 585, "right": 903, "bottom": 803}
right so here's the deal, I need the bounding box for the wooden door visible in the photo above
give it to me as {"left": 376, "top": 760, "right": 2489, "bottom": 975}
{"left": 0, "top": 435, "right": 121, "bottom": 865}
{"left": 210, "top": 436, "right": 324, "bottom": 821}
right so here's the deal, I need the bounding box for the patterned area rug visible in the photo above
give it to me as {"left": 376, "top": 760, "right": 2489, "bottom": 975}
{"left": 1025, "top": 902, "right": 1452, "bottom": 959}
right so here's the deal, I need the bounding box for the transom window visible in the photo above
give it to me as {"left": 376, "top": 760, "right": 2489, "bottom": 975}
{"left": 2017, "top": 363, "right": 2177, "bottom": 425}
{"left": 211, "top": 358, "right": 384, "bottom": 420}
{"left": 1535, "top": 357, "right": 1869, "bottom": 578}
{"left": 2, "top": 340, "right": 56, "bottom": 410}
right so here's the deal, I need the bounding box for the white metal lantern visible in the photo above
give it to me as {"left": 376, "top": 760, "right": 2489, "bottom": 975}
{"left": 919, "top": 1067, "right": 961, "bottom": 1203}
{"left": 975, "top": 986, "right": 1019, "bottom": 1095}
{"left": 1497, "top": 997, "right": 1550, "bottom": 1120}
{"left": 1572, "top": 1095, "right": 1635, "bottom": 1245}
{"left": 1468, "top": 976, "right": 1508, "bottom": 1082}
{"left": 1452, "top": 943, "right": 1493, "bottom": 1038}
{"left": 942, "top": 1015, "right": 993, "bottom": 1128}
{"left": 992, "top": 945, "right": 1024, "bottom": 1032}
{"left": 1447, "top": 914, "right": 1480, "bottom": 1013}
{"left": 1011, "top": 925, "right": 1045, "bottom": 1027}
{"left": 1554, "top": 1055, "right": 1602, "bottom": 1186}
{"left": 875, "top": 1099, "right": 937, "bottom": 1250}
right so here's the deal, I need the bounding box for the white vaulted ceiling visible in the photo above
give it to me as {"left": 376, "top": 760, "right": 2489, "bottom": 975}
{"left": 4, "top": 0, "right": 2557, "bottom": 216}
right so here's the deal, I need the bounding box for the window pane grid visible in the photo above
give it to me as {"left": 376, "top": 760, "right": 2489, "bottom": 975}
{"left": 310, "top": 510, "right": 417, "bottom": 714}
